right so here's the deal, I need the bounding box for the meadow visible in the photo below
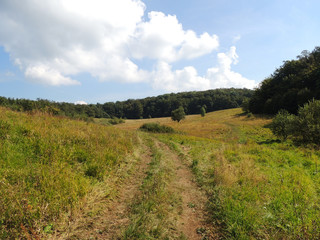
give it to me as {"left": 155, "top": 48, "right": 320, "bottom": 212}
{"left": 118, "top": 108, "right": 320, "bottom": 239}
{"left": 1, "top": 106, "right": 320, "bottom": 239}
{"left": 0, "top": 107, "right": 137, "bottom": 239}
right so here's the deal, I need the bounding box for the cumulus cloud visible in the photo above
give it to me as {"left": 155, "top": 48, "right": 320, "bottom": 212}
{"left": 206, "top": 46, "right": 256, "bottom": 89}
{"left": 152, "top": 47, "right": 256, "bottom": 92}
{"left": 0, "top": 0, "right": 254, "bottom": 91}
{"left": 25, "top": 65, "right": 80, "bottom": 86}
{"left": 129, "top": 11, "right": 219, "bottom": 62}
{"left": 153, "top": 61, "right": 210, "bottom": 92}
{"left": 0, "top": 0, "right": 147, "bottom": 85}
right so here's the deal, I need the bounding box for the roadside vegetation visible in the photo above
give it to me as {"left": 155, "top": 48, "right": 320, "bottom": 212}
{"left": 0, "top": 107, "right": 137, "bottom": 239}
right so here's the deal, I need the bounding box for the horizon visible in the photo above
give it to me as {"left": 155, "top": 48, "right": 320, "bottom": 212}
{"left": 1, "top": 0, "right": 319, "bottom": 104}
{"left": 1, "top": 86, "right": 252, "bottom": 105}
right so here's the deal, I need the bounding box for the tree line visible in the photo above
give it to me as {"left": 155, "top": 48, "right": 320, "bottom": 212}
{"left": 0, "top": 88, "right": 253, "bottom": 120}
{"left": 249, "top": 46, "right": 320, "bottom": 114}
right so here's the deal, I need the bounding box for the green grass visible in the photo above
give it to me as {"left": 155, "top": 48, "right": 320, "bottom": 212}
{"left": 3, "top": 106, "right": 320, "bottom": 239}
{"left": 123, "top": 135, "right": 181, "bottom": 239}
{"left": 150, "top": 109, "right": 320, "bottom": 239}
{"left": 0, "top": 107, "right": 137, "bottom": 239}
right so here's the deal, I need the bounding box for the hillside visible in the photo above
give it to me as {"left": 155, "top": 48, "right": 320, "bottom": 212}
{"left": 117, "top": 109, "right": 320, "bottom": 239}
{"left": 0, "top": 88, "right": 253, "bottom": 120}
{"left": 249, "top": 46, "right": 320, "bottom": 114}
{"left": 1, "top": 107, "right": 320, "bottom": 239}
{"left": 0, "top": 107, "right": 138, "bottom": 239}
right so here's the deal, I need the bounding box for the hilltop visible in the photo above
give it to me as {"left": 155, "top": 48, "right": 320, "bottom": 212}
{"left": 0, "top": 88, "right": 252, "bottom": 120}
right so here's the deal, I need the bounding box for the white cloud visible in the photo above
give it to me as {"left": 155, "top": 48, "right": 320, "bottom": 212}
{"left": 25, "top": 64, "right": 80, "bottom": 86}
{"left": 153, "top": 61, "right": 210, "bottom": 92}
{"left": 152, "top": 47, "right": 256, "bottom": 92}
{"left": 75, "top": 100, "right": 88, "bottom": 105}
{"left": 0, "top": 0, "right": 147, "bottom": 85}
{"left": 129, "top": 11, "right": 219, "bottom": 62}
{"left": 0, "top": 0, "right": 254, "bottom": 91}
{"left": 206, "top": 46, "right": 256, "bottom": 89}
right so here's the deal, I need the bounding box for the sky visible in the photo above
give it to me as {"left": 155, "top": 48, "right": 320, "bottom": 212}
{"left": 0, "top": 0, "right": 319, "bottom": 104}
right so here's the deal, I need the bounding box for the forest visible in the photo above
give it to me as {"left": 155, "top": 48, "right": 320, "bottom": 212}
{"left": 249, "top": 46, "right": 320, "bottom": 114}
{"left": 0, "top": 88, "right": 253, "bottom": 119}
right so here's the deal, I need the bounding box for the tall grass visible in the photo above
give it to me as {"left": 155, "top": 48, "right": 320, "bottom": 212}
{"left": 152, "top": 108, "right": 320, "bottom": 239}
{"left": 0, "top": 107, "right": 137, "bottom": 239}
{"left": 123, "top": 136, "right": 181, "bottom": 239}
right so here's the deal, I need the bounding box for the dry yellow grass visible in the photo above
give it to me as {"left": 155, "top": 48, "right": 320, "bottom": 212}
{"left": 117, "top": 108, "right": 271, "bottom": 141}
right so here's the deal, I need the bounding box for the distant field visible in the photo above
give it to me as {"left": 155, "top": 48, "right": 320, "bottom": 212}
{"left": 117, "top": 108, "right": 271, "bottom": 140}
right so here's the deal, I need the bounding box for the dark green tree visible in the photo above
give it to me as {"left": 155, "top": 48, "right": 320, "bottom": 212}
{"left": 171, "top": 107, "right": 185, "bottom": 122}
{"left": 249, "top": 47, "right": 320, "bottom": 114}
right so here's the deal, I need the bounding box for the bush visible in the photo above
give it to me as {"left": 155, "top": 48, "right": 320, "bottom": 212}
{"left": 200, "top": 106, "right": 206, "bottom": 117}
{"left": 108, "top": 117, "right": 125, "bottom": 125}
{"left": 139, "top": 123, "right": 175, "bottom": 133}
{"left": 270, "top": 100, "right": 320, "bottom": 144}
{"left": 241, "top": 98, "right": 250, "bottom": 113}
{"left": 270, "top": 110, "right": 296, "bottom": 141}
{"left": 295, "top": 99, "right": 320, "bottom": 144}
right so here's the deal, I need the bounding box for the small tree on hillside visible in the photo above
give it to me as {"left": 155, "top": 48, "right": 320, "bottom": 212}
{"left": 171, "top": 107, "right": 185, "bottom": 122}
{"left": 200, "top": 106, "right": 206, "bottom": 117}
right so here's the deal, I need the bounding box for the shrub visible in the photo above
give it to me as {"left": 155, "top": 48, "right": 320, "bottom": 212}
{"left": 246, "top": 112, "right": 253, "bottom": 118}
{"left": 200, "top": 106, "right": 206, "bottom": 117}
{"left": 108, "top": 117, "right": 125, "bottom": 125}
{"left": 295, "top": 99, "right": 320, "bottom": 144}
{"left": 241, "top": 98, "right": 250, "bottom": 113}
{"left": 271, "top": 100, "right": 320, "bottom": 144}
{"left": 270, "top": 110, "right": 296, "bottom": 141}
{"left": 139, "top": 123, "right": 175, "bottom": 133}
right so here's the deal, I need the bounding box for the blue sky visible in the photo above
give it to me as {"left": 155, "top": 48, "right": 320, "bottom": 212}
{"left": 0, "top": 0, "right": 319, "bottom": 104}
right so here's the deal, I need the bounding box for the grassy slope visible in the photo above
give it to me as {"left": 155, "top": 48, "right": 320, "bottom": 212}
{"left": 2, "top": 106, "right": 320, "bottom": 239}
{"left": 118, "top": 108, "right": 320, "bottom": 239}
{"left": 0, "top": 107, "right": 137, "bottom": 239}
